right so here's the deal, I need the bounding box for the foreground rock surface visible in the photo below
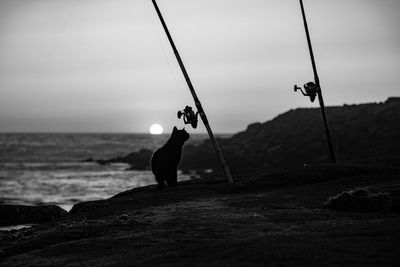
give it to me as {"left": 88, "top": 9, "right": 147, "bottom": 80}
{"left": 1, "top": 164, "right": 400, "bottom": 266}
{"left": 0, "top": 205, "right": 67, "bottom": 226}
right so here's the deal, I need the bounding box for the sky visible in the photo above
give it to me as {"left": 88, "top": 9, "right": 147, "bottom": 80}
{"left": 0, "top": 0, "right": 399, "bottom": 133}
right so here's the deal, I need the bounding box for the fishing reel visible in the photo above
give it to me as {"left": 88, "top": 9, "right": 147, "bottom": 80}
{"left": 294, "top": 82, "right": 320, "bottom": 103}
{"left": 177, "top": 105, "right": 199, "bottom": 129}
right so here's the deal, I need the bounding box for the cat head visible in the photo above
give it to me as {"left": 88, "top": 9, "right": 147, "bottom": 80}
{"left": 172, "top": 126, "right": 190, "bottom": 143}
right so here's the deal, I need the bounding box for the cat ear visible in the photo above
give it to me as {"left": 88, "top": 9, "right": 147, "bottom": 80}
{"left": 173, "top": 126, "right": 178, "bottom": 133}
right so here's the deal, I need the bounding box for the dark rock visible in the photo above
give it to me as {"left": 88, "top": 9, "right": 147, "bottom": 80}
{"left": 391, "top": 190, "right": 400, "bottom": 213}
{"left": 323, "top": 188, "right": 392, "bottom": 213}
{"left": 0, "top": 205, "right": 68, "bottom": 226}
{"left": 180, "top": 98, "right": 400, "bottom": 175}
{"left": 91, "top": 98, "right": 400, "bottom": 177}
{"left": 96, "top": 149, "right": 153, "bottom": 170}
{"left": 386, "top": 97, "right": 400, "bottom": 104}
{"left": 117, "top": 214, "right": 129, "bottom": 221}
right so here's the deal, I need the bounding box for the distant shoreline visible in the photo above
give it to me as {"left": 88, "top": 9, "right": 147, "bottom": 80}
{"left": 0, "top": 132, "right": 233, "bottom": 136}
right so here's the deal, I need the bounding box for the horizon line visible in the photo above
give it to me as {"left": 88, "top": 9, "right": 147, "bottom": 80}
{"left": 0, "top": 131, "right": 234, "bottom": 135}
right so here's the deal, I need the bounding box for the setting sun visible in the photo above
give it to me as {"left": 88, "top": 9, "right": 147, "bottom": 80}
{"left": 149, "top": 124, "right": 163, "bottom": 135}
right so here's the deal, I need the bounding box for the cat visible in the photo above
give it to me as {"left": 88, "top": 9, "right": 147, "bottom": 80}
{"left": 151, "top": 126, "right": 190, "bottom": 189}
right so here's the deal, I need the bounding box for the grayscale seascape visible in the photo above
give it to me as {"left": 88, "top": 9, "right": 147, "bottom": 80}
{"left": 0, "top": 133, "right": 207, "bottom": 211}
{"left": 1, "top": 0, "right": 399, "bottom": 265}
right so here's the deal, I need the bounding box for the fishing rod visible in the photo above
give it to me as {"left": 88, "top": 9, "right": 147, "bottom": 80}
{"left": 294, "top": 0, "right": 336, "bottom": 163}
{"left": 151, "top": 0, "right": 234, "bottom": 183}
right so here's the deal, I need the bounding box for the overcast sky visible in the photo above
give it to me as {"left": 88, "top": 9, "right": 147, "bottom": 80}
{"left": 0, "top": 0, "right": 399, "bottom": 133}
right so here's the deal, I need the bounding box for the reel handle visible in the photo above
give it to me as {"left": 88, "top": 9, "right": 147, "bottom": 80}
{"left": 177, "top": 111, "right": 183, "bottom": 119}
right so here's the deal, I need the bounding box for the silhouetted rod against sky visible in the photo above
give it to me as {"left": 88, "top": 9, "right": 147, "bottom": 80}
{"left": 151, "top": 0, "right": 234, "bottom": 183}
{"left": 0, "top": 0, "right": 399, "bottom": 133}
{"left": 295, "top": 0, "right": 336, "bottom": 163}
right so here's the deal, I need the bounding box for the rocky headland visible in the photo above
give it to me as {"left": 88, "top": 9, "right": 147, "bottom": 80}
{"left": 96, "top": 98, "right": 400, "bottom": 176}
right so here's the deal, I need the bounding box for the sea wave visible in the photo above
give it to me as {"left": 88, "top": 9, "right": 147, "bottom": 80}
{"left": 0, "top": 133, "right": 206, "bottom": 211}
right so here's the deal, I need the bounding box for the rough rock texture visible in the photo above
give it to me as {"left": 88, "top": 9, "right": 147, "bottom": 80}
{"left": 1, "top": 165, "right": 400, "bottom": 266}
{"left": 0, "top": 205, "right": 67, "bottom": 226}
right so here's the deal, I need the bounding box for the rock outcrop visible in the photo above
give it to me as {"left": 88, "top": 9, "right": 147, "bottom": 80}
{"left": 0, "top": 205, "right": 67, "bottom": 226}
{"left": 180, "top": 98, "right": 400, "bottom": 175}
{"left": 97, "top": 149, "right": 153, "bottom": 170}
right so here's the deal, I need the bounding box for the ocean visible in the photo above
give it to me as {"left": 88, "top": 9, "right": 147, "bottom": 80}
{"left": 0, "top": 133, "right": 209, "bottom": 211}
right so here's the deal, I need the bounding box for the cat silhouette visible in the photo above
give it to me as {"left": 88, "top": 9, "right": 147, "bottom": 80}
{"left": 151, "top": 127, "right": 190, "bottom": 189}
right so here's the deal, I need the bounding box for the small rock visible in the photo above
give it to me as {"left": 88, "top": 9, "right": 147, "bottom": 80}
{"left": 324, "top": 188, "right": 392, "bottom": 213}
{"left": 117, "top": 214, "right": 129, "bottom": 221}
{"left": 0, "top": 205, "right": 68, "bottom": 226}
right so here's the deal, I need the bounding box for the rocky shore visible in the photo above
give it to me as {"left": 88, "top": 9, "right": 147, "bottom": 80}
{"left": 1, "top": 99, "right": 399, "bottom": 265}
{"left": 92, "top": 98, "right": 400, "bottom": 177}
{"left": 1, "top": 164, "right": 399, "bottom": 266}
